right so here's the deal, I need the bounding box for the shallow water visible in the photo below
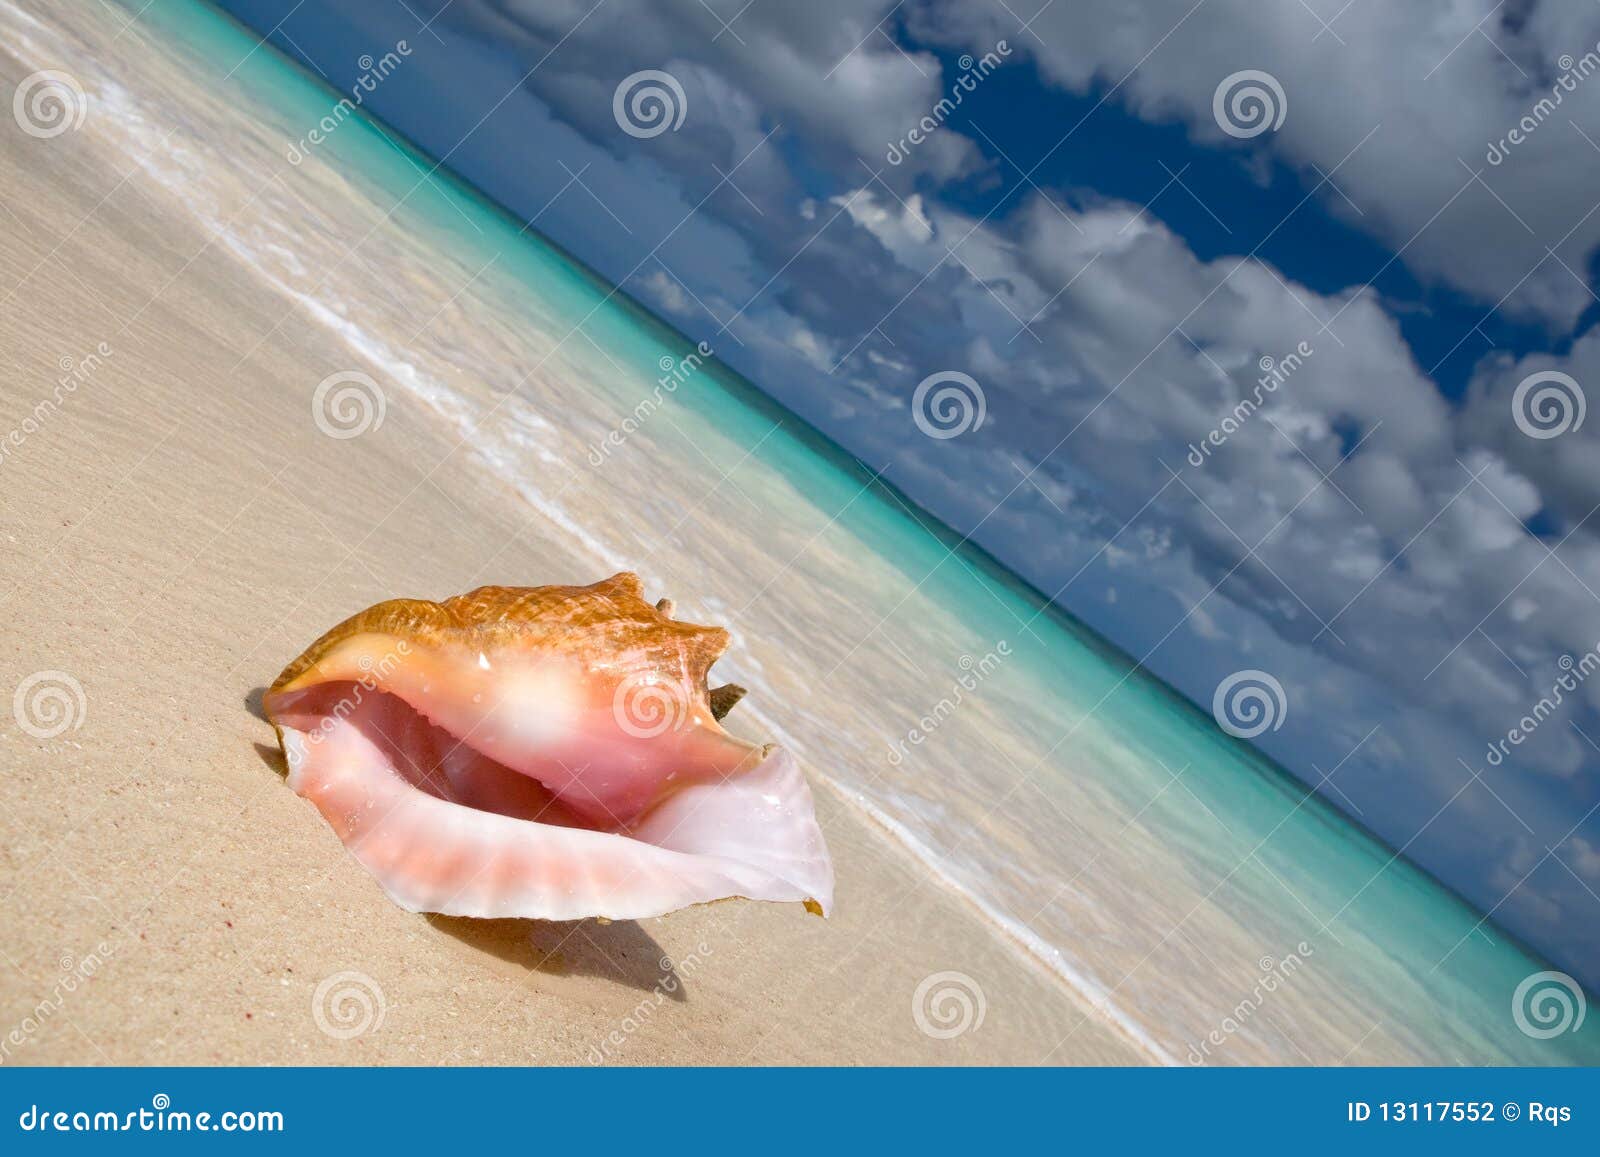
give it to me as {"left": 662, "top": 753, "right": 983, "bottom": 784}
{"left": 18, "top": 0, "right": 1599, "bottom": 1063}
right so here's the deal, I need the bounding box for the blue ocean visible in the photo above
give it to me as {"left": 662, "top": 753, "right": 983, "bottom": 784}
{"left": 44, "top": 0, "right": 1598, "bottom": 1064}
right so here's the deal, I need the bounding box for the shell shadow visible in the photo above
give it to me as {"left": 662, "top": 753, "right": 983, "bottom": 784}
{"left": 252, "top": 741, "right": 289, "bottom": 779}
{"left": 247, "top": 688, "right": 289, "bottom": 780}
{"left": 427, "top": 915, "right": 688, "bottom": 999}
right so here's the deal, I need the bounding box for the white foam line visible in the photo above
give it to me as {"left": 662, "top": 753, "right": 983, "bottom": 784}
{"left": 738, "top": 701, "right": 1178, "bottom": 1066}
{"left": 82, "top": 65, "right": 638, "bottom": 581}
{"left": 59, "top": 16, "right": 1178, "bottom": 1062}
{"left": 496, "top": 462, "right": 633, "bottom": 576}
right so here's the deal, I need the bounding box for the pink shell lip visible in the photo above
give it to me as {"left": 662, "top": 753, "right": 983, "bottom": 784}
{"left": 272, "top": 684, "right": 833, "bottom": 922}
{"left": 262, "top": 579, "right": 834, "bottom": 922}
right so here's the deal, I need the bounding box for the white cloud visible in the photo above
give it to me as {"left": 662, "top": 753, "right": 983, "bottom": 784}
{"left": 307, "top": 0, "right": 1600, "bottom": 984}
{"left": 1566, "top": 836, "right": 1600, "bottom": 881}
{"left": 784, "top": 319, "right": 837, "bottom": 371}
{"left": 638, "top": 269, "right": 692, "bottom": 315}
{"left": 919, "top": 0, "right": 1600, "bottom": 325}
{"left": 485, "top": 0, "right": 983, "bottom": 181}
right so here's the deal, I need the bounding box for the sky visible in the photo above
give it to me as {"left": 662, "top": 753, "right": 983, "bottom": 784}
{"left": 210, "top": 0, "right": 1600, "bottom": 986}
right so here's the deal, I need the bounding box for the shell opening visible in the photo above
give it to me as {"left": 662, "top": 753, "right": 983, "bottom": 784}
{"left": 268, "top": 682, "right": 835, "bottom": 920}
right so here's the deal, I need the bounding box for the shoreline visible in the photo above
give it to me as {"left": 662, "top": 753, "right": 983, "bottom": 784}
{"left": 814, "top": 769, "right": 1179, "bottom": 1065}
{"left": 151, "top": 0, "right": 1563, "bottom": 1005}
{"left": 0, "top": 0, "right": 1149, "bottom": 1065}
{"left": 746, "top": 698, "right": 1173, "bottom": 1064}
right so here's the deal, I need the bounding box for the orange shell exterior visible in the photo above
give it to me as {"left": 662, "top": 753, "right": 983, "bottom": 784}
{"left": 269, "top": 572, "right": 731, "bottom": 697}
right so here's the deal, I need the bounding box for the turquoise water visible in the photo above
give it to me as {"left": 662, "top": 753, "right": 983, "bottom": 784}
{"left": 49, "top": 0, "right": 1600, "bottom": 1063}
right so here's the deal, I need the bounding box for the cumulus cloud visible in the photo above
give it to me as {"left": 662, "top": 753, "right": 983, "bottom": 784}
{"left": 467, "top": 0, "right": 982, "bottom": 181}
{"left": 639, "top": 269, "right": 693, "bottom": 315}
{"left": 917, "top": 0, "right": 1600, "bottom": 325}
{"left": 472, "top": 0, "right": 1600, "bottom": 980}
{"left": 238, "top": 0, "right": 1600, "bottom": 984}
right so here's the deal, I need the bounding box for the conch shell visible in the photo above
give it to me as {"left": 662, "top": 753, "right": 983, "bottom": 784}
{"left": 262, "top": 574, "right": 833, "bottom": 921}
